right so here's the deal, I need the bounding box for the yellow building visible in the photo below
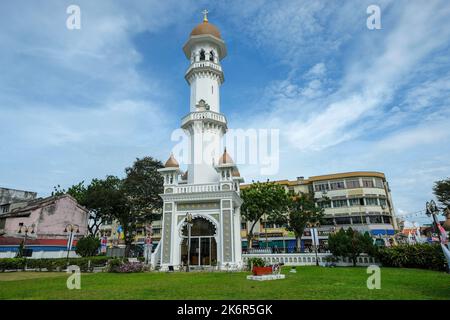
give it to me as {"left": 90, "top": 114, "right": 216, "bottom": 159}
{"left": 240, "top": 171, "right": 397, "bottom": 252}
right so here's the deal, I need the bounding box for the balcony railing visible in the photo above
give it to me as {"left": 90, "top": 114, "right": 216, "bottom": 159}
{"left": 185, "top": 61, "right": 222, "bottom": 75}
{"left": 174, "top": 183, "right": 220, "bottom": 194}
{"left": 181, "top": 111, "right": 226, "bottom": 127}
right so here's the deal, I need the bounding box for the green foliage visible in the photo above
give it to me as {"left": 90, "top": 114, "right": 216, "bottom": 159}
{"left": 433, "top": 177, "right": 450, "bottom": 211}
{"left": 376, "top": 244, "right": 447, "bottom": 271}
{"left": 287, "top": 192, "right": 324, "bottom": 252}
{"left": 328, "top": 228, "right": 376, "bottom": 266}
{"left": 75, "top": 235, "right": 101, "bottom": 257}
{"left": 0, "top": 256, "right": 112, "bottom": 272}
{"left": 106, "top": 258, "right": 123, "bottom": 273}
{"left": 241, "top": 181, "right": 289, "bottom": 245}
{"left": 246, "top": 257, "right": 266, "bottom": 269}
{"left": 123, "top": 156, "right": 164, "bottom": 222}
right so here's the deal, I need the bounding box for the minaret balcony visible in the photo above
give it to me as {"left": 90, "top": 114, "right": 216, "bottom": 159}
{"left": 181, "top": 110, "right": 227, "bottom": 128}
{"left": 185, "top": 61, "right": 224, "bottom": 82}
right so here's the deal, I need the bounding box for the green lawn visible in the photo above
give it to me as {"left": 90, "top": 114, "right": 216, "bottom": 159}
{"left": 0, "top": 267, "right": 448, "bottom": 300}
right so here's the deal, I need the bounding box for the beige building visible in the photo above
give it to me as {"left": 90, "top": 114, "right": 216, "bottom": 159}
{"left": 240, "top": 171, "right": 397, "bottom": 252}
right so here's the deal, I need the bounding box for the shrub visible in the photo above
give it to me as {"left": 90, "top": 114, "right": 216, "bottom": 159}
{"left": 0, "top": 258, "right": 26, "bottom": 271}
{"left": 107, "top": 258, "right": 123, "bottom": 273}
{"left": 376, "top": 244, "right": 447, "bottom": 271}
{"left": 0, "top": 256, "right": 112, "bottom": 272}
{"left": 247, "top": 257, "right": 266, "bottom": 269}
{"left": 328, "top": 228, "right": 376, "bottom": 266}
{"left": 75, "top": 235, "right": 101, "bottom": 257}
{"left": 106, "top": 258, "right": 144, "bottom": 273}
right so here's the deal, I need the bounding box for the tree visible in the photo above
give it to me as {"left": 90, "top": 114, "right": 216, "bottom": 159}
{"left": 287, "top": 192, "right": 324, "bottom": 252}
{"left": 53, "top": 181, "right": 107, "bottom": 236}
{"left": 123, "top": 156, "right": 164, "bottom": 224}
{"left": 328, "top": 228, "right": 375, "bottom": 266}
{"left": 52, "top": 181, "right": 87, "bottom": 204}
{"left": 433, "top": 178, "right": 450, "bottom": 211}
{"left": 75, "top": 235, "right": 101, "bottom": 257}
{"left": 241, "top": 181, "right": 289, "bottom": 248}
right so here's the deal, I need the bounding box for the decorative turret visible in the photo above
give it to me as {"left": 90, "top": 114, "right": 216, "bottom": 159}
{"left": 215, "top": 148, "right": 243, "bottom": 192}
{"left": 158, "top": 154, "right": 181, "bottom": 192}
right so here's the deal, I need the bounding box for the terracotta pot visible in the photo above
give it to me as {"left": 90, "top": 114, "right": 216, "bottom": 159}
{"left": 252, "top": 266, "right": 272, "bottom": 276}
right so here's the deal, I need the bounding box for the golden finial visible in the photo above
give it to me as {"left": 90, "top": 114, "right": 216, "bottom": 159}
{"left": 202, "top": 9, "right": 209, "bottom": 23}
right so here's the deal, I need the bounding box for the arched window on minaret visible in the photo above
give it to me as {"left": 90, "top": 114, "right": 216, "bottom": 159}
{"left": 200, "top": 49, "right": 206, "bottom": 61}
{"left": 209, "top": 50, "right": 214, "bottom": 62}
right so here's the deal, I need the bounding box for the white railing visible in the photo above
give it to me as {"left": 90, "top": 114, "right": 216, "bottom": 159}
{"left": 242, "top": 253, "right": 378, "bottom": 267}
{"left": 186, "top": 61, "right": 222, "bottom": 75}
{"left": 174, "top": 183, "right": 220, "bottom": 194}
{"left": 181, "top": 111, "right": 226, "bottom": 126}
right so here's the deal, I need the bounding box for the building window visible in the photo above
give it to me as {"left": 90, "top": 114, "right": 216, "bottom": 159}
{"left": 351, "top": 216, "right": 363, "bottom": 224}
{"left": 321, "top": 218, "right": 335, "bottom": 226}
{"left": 241, "top": 222, "right": 247, "bottom": 230}
{"left": 330, "top": 181, "right": 345, "bottom": 190}
{"left": 365, "top": 198, "right": 379, "bottom": 206}
{"left": 369, "top": 215, "right": 383, "bottom": 224}
{"left": 0, "top": 204, "right": 10, "bottom": 213}
{"left": 335, "top": 217, "right": 352, "bottom": 225}
{"left": 332, "top": 199, "right": 348, "bottom": 208}
{"left": 346, "top": 179, "right": 360, "bottom": 188}
{"left": 0, "top": 218, "right": 5, "bottom": 229}
{"left": 348, "top": 198, "right": 362, "bottom": 206}
{"left": 315, "top": 183, "right": 329, "bottom": 192}
{"left": 379, "top": 198, "right": 387, "bottom": 207}
{"left": 375, "top": 178, "right": 384, "bottom": 189}
{"left": 382, "top": 215, "right": 392, "bottom": 224}
{"left": 209, "top": 50, "right": 214, "bottom": 62}
{"left": 363, "top": 179, "right": 374, "bottom": 188}
{"left": 317, "top": 201, "right": 331, "bottom": 209}
{"left": 199, "top": 49, "right": 205, "bottom": 61}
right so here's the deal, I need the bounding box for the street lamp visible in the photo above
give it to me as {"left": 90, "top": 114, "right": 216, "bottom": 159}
{"left": 306, "top": 221, "right": 320, "bottom": 266}
{"left": 64, "top": 224, "right": 79, "bottom": 264}
{"left": 184, "top": 213, "right": 193, "bottom": 272}
{"left": 17, "top": 223, "right": 35, "bottom": 258}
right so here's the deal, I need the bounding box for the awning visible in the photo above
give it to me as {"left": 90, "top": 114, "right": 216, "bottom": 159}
{"left": 371, "top": 229, "right": 395, "bottom": 236}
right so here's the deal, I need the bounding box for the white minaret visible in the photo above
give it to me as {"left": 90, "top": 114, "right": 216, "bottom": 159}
{"left": 181, "top": 10, "right": 228, "bottom": 185}
{"left": 157, "top": 11, "right": 243, "bottom": 272}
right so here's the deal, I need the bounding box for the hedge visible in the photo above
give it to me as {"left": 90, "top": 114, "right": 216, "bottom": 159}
{"left": 376, "top": 244, "right": 447, "bottom": 271}
{"left": 0, "top": 256, "right": 112, "bottom": 272}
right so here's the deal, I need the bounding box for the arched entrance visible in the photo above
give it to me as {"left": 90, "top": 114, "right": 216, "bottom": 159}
{"left": 180, "top": 217, "right": 217, "bottom": 266}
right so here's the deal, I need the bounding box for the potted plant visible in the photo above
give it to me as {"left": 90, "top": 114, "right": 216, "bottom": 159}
{"left": 248, "top": 258, "right": 272, "bottom": 275}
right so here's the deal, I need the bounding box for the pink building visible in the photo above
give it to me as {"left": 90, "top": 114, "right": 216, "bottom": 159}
{"left": 0, "top": 194, "right": 89, "bottom": 243}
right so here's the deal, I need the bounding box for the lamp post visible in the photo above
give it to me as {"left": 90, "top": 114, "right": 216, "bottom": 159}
{"left": 17, "top": 224, "right": 35, "bottom": 259}
{"left": 307, "top": 221, "right": 320, "bottom": 266}
{"left": 64, "top": 224, "right": 79, "bottom": 265}
{"left": 185, "top": 213, "right": 193, "bottom": 272}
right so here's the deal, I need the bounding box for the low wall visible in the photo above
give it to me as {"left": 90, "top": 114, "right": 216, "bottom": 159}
{"left": 242, "top": 253, "right": 378, "bottom": 267}
{"left": 0, "top": 250, "right": 78, "bottom": 259}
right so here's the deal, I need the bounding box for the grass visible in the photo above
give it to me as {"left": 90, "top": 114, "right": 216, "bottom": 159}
{"left": 0, "top": 267, "right": 448, "bottom": 300}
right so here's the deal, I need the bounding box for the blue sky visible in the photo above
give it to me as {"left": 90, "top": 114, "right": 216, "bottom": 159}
{"left": 1, "top": 0, "right": 449, "bottom": 224}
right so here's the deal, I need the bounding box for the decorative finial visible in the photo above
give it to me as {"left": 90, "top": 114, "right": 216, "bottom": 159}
{"left": 202, "top": 9, "right": 209, "bottom": 22}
